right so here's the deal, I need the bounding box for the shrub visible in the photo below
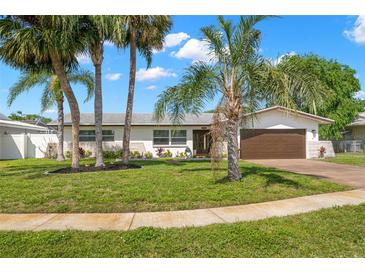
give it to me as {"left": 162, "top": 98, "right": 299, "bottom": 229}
{"left": 65, "top": 151, "right": 72, "bottom": 159}
{"left": 131, "top": 151, "right": 142, "bottom": 159}
{"left": 115, "top": 149, "right": 123, "bottom": 158}
{"left": 102, "top": 150, "right": 115, "bottom": 159}
{"left": 65, "top": 148, "right": 89, "bottom": 159}
{"left": 163, "top": 149, "right": 173, "bottom": 158}
{"left": 145, "top": 151, "right": 153, "bottom": 159}
{"left": 156, "top": 147, "right": 165, "bottom": 157}
{"left": 102, "top": 149, "right": 124, "bottom": 159}
{"left": 319, "top": 146, "right": 326, "bottom": 158}
{"left": 79, "top": 147, "right": 86, "bottom": 158}
{"left": 84, "top": 150, "right": 92, "bottom": 158}
{"left": 176, "top": 151, "right": 187, "bottom": 159}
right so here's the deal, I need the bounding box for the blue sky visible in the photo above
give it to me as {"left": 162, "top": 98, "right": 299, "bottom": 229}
{"left": 0, "top": 15, "right": 364, "bottom": 119}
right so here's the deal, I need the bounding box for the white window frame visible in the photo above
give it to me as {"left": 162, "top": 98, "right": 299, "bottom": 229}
{"left": 153, "top": 130, "right": 170, "bottom": 146}
{"left": 79, "top": 130, "right": 115, "bottom": 142}
{"left": 153, "top": 129, "right": 187, "bottom": 146}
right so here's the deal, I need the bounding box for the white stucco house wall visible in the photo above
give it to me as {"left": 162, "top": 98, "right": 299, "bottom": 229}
{"left": 0, "top": 112, "right": 52, "bottom": 160}
{"left": 50, "top": 106, "right": 334, "bottom": 159}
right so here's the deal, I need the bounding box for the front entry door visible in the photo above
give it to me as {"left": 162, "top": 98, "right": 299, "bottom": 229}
{"left": 193, "top": 130, "right": 211, "bottom": 156}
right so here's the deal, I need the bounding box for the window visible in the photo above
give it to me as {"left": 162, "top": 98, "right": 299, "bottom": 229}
{"left": 79, "top": 130, "right": 96, "bottom": 142}
{"left": 79, "top": 130, "right": 115, "bottom": 142}
{"left": 153, "top": 130, "right": 170, "bottom": 145}
{"left": 171, "top": 130, "right": 187, "bottom": 145}
{"left": 102, "top": 130, "right": 114, "bottom": 141}
{"left": 153, "top": 129, "right": 187, "bottom": 146}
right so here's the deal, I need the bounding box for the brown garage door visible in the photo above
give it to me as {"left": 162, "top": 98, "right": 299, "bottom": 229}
{"left": 240, "top": 129, "right": 306, "bottom": 159}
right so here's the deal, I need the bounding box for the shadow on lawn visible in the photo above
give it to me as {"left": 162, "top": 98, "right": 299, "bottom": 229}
{"left": 182, "top": 164, "right": 303, "bottom": 188}
{"left": 0, "top": 159, "right": 191, "bottom": 179}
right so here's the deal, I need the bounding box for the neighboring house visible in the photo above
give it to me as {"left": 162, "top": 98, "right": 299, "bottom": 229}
{"left": 345, "top": 112, "right": 365, "bottom": 140}
{"left": 49, "top": 106, "right": 335, "bottom": 159}
{"left": 0, "top": 112, "right": 53, "bottom": 160}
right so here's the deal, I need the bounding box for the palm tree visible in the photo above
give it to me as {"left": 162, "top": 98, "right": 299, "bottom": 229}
{"left": 7, "top": 70, "right": 94, "bottom": 161}
{"left": 82, "top": 16, "right": 125, "bottom": 168}
{"left": 116, "top": 16, "right": 172, "bottom": 164}
{"left": 154, "top": 16, "right": 328, "bottom": 181}
{"left": 0, "top": 15, "right": 87, "bottom": 171}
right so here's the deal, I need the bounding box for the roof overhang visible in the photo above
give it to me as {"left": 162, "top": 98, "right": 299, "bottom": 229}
{"left": 0, "top": 120, "right": 48, "bottom": 131}
{"left": 244, "top": 106, "right": 334, "bottom": 125}
{"left": 347, "top": 121, "right": 365, "bottom": 128}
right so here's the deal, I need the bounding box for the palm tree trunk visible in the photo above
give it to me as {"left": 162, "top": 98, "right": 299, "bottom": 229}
{"left": 92, "top": 42, "right": 104, "bottom": 168}
{"left": 50, "top": 52, "right": 80, "bottom": 171}
{"left": 122, "top": 30, "right": 137, "bottom": 165}
{"left": 227, "top": 119, "right": 241, "bottom": 181}
{"left": 56, "top": 96, "right": 65, "bottom": 161}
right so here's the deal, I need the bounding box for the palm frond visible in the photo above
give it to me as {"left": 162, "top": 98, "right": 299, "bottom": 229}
{"left": 40, "top": 82, "right": 57, "bottom": 113}
{"left": 67, "top": 69, "right": 95, "bottom": 102}
{"left": 154, "top": 63, "right": 219, "bottom": 123}
{"left": 7, "top": 71, "right": 49, "bottom": 107}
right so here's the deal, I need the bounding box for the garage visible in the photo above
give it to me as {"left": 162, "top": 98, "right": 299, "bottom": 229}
{"left": 240, "top": 129, "right": 306, "bottom": 159}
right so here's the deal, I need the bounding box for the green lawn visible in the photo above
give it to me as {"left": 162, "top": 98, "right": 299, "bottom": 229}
{"left": 325, "top": 153, "right": 365, "bottom": 167}
{"left": 0, "top": 158, "right": 349, "bottom": 213}
{"left": 1, "top": 203, "right": 365, "bottom": 257}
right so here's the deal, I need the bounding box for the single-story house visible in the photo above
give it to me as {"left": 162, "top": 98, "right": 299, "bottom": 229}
{"left": 345, "top": 112, "right": 365, "bottom": 140}
{"left": 0, "top": 112, "right": 51, "bottom": 159}
{"left": 49, "top": 106, "right": 335, "bottom": 159}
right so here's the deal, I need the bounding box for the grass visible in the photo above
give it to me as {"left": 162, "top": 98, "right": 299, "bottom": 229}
{"left": 324, "top": 153, "right": 365, "bottom": 167}
{"left": 1, "top": 203, "right": 365, "bottom": 257}
{"left": 0, "top": 158, "right": 349, "bottom": 213}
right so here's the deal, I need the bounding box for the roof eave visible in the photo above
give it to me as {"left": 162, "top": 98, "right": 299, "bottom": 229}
{"left": 0, "top": 121, "right": 48, "bottom": 131}
{"left": 244, "top": 106, "right": 334, "bottom": 124}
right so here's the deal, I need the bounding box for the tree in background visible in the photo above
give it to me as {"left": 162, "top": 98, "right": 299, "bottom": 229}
{"left": 155, "top": 16, "right": 328, "bottom": 181}
{"left": 117, "top": 16, "right": 172, "bottom": 164}
{"left": 279, "top": 54, "right": 364, "bottom": 140}
{"left": 8, "top": 111, "right": 52, "bottom": 124}
{"left": 7, "top": 70, "right": 94, "bottom": 161}
{"left": 0, "top": 16, "right": 87, "bottom": 170}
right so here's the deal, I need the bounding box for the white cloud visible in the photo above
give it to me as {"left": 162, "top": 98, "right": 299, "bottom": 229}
{"left": 76, "top": 53, "right": 91, "bottom": 65}
{"left": 104, "top": 40, "right": 114, "bottom": 47}
{"left": 273, "top": 51, "right": 297, "bottom": 65}
{"left": 105, "top": 73, "right": 122, "bottom": 81}
{"left": 171, "top": 38, "right": 214, "bottom": 63}
{"left": 153, "top": 32, "right": 190, "bottom": 53}
{"left": 146, "top": 85, "right": 158, "bottom": 91}
{"left": 44, "top": 109, "right": 57, "bottom": 114}
{"left": 136, "top": 67, "right": 176, "bottom": 82}
{"left": 344, "top": 16, "right": 365, "bottom": 44}
{"left": 355, "top": 90, "right": 365, "bottom": 100}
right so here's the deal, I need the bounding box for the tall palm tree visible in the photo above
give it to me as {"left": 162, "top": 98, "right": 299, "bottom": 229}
{"left": 7, "top": 70, "right": 94, "bottom": 161}
{"left": 154, "top": 16, "right": 328, "bottom": 181}
{"left": 0, "top": 15, "right": 87, "bottom": 170}
{"left": 82, "top": 16, "right": 125, "bottom": 167}
{"left": 116, "top": 16, "right": 172, "bottom": 164}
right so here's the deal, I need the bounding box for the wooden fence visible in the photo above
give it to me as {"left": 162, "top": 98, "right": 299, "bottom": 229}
{"left": 332, "top": 140, "right": 365, "bottom": 153}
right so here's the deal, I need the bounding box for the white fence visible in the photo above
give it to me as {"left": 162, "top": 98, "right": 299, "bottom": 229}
{"left": 0, "top": 133, "right": 57, "bottom": 160}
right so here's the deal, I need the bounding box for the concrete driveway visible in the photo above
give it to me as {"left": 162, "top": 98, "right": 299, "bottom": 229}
{"left": 248, "top": 159, "right": 365, "bottom": 188}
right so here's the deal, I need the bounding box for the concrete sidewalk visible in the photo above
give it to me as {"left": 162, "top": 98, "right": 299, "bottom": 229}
{"left": 1, "top": 189, "right": 365, "bottom": 231}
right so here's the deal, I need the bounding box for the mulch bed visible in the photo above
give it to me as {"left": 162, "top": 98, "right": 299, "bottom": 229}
{"left": 48, "top": 163, "right": 142, "bottom": 174}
